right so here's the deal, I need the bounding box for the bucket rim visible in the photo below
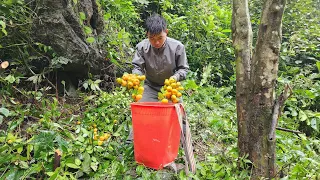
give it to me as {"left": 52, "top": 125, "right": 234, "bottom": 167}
{"left": 130, "top": 102, "right": 180, "bottom": 107}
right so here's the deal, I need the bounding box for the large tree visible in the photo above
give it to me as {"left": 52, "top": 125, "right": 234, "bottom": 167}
{"left": 232, "top": 0, "right": 286, "bottom": 178}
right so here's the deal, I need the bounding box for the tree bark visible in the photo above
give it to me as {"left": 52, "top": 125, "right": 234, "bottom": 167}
{"left": 30, "top": 0, "right": 108, "bottom": 75}
{"left": 232, "top": 0, "right": 286, "bottom": 179}
{"left": 232, "top": 0, "right": 253, "bottom": 159}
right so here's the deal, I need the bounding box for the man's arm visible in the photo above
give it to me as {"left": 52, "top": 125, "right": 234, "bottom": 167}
{"left": 132, "top": 47, "right": 145, "bottom": 75}
{"left": 172, "top": 45, "right": 189, "bottom": 81}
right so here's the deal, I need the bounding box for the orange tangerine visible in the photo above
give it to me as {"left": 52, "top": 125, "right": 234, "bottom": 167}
{"left": 135, "top": 94, "right": 142, "bottom": 101}
{"left": 161, "top": 98, "right": 169, "bottom": 103}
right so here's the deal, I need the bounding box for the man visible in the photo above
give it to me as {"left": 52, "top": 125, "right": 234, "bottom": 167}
{"left": 126, "top": 13, "right": 189, "bottom": 144}
{"left": 131, "top": 13, "right": 189, "bottom": 102}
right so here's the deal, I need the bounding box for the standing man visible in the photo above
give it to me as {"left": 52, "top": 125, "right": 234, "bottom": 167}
{"left": 131, "top": 13, "right": 189, "bottom": 102}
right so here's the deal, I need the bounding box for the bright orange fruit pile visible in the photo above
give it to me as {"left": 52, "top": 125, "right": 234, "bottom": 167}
{"left": 116, "top": 73, "right": 146, "bottom": 102}
{"left": 158, "top": 77, "right": 184, "bottom": 104}
{"left": 90, "top": 124, "right": 111, "bottom": 146}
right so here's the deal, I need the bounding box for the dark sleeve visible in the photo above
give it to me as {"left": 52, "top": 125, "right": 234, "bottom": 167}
{"left": 173, "top": 45, "right": 189, "bottom": 81}
{"left": 132, "top": 46, "right": 145, "bottom": 75}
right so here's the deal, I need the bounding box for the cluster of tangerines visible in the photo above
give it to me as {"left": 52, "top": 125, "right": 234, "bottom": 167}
{"left": 158, "top": 77, "right": 184, "bottom": 103}
{"left": 116, "top": 73, "right": 146, "bottom": 102}
{"left": 89, "top": 124, "right": 111, "bottom": 146}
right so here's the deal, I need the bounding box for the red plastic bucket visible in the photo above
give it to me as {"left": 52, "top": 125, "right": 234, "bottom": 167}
{"left": 130, "top": 102, "right": 181, "bottom": 169}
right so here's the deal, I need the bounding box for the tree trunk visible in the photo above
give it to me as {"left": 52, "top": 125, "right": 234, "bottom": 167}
{"left": 232, "top": 0, "right": 286, "bottom": 179}
{"left": 30, "top": 0, "right": 109, "bottom": 76}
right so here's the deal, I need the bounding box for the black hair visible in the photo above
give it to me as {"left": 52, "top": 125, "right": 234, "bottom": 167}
{"left": 145, "top": 13, "right": 167, "bottom": 35}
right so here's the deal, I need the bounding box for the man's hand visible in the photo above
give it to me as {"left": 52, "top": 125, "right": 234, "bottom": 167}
{"left": 170, "top": 75, "right": 178, "bottom": 82}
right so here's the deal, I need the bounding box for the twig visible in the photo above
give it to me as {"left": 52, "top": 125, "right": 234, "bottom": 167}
{"left": 44, "top": 76, "right": 57, "bottom": 93}
{"left": 12, "top": 86, "right": 29, "bottom": 98}
{"left": 276, "top": 127, "right": 302, "bottom": 134}
{"left": 55, "top": 70, "right": 58, "bottom": 100}
{"left": 27, "top": 116, "right": 40, "bottom": 121}
{"left": 269, "top": 84, "right": 293, "bottom": 141}
{"left": 0, "top": 43, "right": 28, "bottom": 49}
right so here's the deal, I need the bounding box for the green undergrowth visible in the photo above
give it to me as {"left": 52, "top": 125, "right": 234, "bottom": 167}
{"left": 0, "top": 82, "right": 319, "bottom": 179}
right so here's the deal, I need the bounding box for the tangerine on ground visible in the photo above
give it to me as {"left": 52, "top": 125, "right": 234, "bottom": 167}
{"left": 104, "top": 133, "right": 110, "bottom": 139}
{"left": 98, "top": 141, "right": 103, "bottom": 146}
{"left": 94, "top": 135, "right": 98, "bottom": 140}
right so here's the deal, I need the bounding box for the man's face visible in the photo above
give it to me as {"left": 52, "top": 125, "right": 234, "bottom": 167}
{"left": 147, "top": 29, "right": 168, "bottom": 49}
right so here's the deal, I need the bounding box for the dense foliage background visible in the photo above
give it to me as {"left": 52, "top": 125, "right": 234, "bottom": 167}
{"left": 0, "top": 0, "right": 319, "bottom": 179}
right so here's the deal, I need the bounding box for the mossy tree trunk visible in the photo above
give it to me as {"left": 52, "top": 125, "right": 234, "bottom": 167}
{"left": 232, "top": 0, "right": 286, "bottom": 178}
{"left": 30, "top": 0, "right": 110, "bottom": 77}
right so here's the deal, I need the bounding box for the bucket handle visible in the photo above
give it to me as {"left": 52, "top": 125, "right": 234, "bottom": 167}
{"left": 174, "top": 103, "right": 196, "bottom": 174}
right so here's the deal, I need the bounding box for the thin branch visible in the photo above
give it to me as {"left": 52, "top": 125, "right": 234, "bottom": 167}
{"left": 0, "top": 43, "right": 29, "bottom": 49}
{"left": 276, "top": 127, "right": 302, "bottom": 134}
{"left": 269, "top": 84, "right": 293, "bottom": 141}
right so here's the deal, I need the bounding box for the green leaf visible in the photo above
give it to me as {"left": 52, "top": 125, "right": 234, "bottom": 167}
{"left": 310, "top": 118, "right": 318, "bottom": 131}
{"left": 83, "top": 82, "right": 88, "bottom": 89}
{"left": 0, "top": 107, "right": 9, "bottom": 117}
{"left": 103, "top": 13, "right": 111, "bottom": 21}
{"left": 0, "top": 115, "right": 3, "bottom": 125}
{"left": 82, "top": 152, "right": 91, "bottom": 174}
{"left": 19, "top": 161, "right": 29, "bottom": 169}
{"left": 90, "top": 162, "right": 98, "bottom": 171}
{"left": 0, "top": 20, "right": 7, "bottom": 36}
{"left": 291, "top": 109, "right": 298, "bottom": 117}
{"left": 221, "top": 29, "right": 231, "bottom": 33}
{"left": 86, "top": 37, "right": 95, "bottom": 43}
{"left": 75, "top": 158, "right": 82, "bottom": 166}
{"left": 79, "top": 12, "right": 86, "bottom": 20}
{"left": 5, "top": 75, "right": 15, "bottom": 83}
{"left": 316, "top": 61, "right": 320, "bottom": 72}
{"left": 90, "top": 83, "right": 96, "bottom": 91}
{"left": 66, "top": 163, "right": 80, "bottom": 169}
{"left": 211, "top": 163, "right": 222, "bottom": 171}
{"left": 136, "top": 165, "right": 144, "bottom": 176}
{"left": 84, "top": 26, "right": 92, "bottom": 35}
{"left": 21, "top": 163, "right": 42, "bottom": 179}
{"left": 299, "top": 110, "right": 308, "bottom": 121}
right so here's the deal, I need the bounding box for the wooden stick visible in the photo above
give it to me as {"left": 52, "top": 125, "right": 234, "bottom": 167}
{"left": 269, "top": 100, "right": 280, "bottom": 141}
{"left": 269, "top": 84, "right": 293, "bottom": 141}
{"left": 276, "top": 127, "right": 303, "bottom": 134}
{"left": 54, "top": 149, "right": 62, "bottom": 170}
